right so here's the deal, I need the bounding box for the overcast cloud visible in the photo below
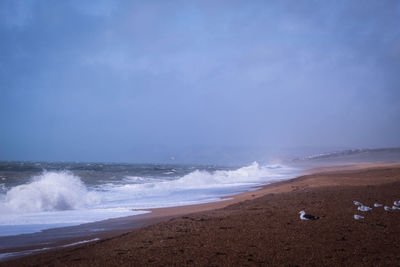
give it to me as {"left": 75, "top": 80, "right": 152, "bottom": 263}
{"left": 1, "top": 0, "right": 399, "bottom": 163}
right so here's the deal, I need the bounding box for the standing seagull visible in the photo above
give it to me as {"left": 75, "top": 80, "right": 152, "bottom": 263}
{"left": 354, "top": 214, "right": 364, "bottom": 220}
{"left": 353, "top": 201, "right": 363, "bottom": 206}
{"left": 358, "top": 205, "right": 372, "bottom": 212}
{"left": 299, "top": 210, "right": 320, "bottom": 220}
{"left": 394, "top": 201, "right": 400, "bottom": 206}
{"left": 384, "top": 206, "right": 392, "bottom": 211}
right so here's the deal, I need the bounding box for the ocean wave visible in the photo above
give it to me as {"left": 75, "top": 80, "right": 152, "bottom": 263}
{"left": 0, "top": 183, "right": 6, "bottom": 194}
{"left": 0, "top": 163, "right": 293, "bottom": 213}
{"left": 112, "top": 162, "right": 291, "bottom": 198}
{"left": 0, "top": 162, "right": 297, "bottom": 236}
{"left": 1, "top": 171, "right": 100, "bottom": 213}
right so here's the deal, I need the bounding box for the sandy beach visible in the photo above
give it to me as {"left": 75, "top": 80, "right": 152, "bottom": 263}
{"left": 2, "top": 163, "right": 400, "bottom": 266}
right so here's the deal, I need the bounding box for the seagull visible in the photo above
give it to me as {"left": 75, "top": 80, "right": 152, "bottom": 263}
{"left": 374, "top": 203, "right": 383, "bottom": 207}
{"left": 354, "top": 214, "right": 364, "bottom": 220}
{"left": 384, "top": 206, "right": 392, "bottom": 211}
{"left": 299, "top": 210, "right": 320, "bottom": 220}
{"left": 394, "top": 201, "right": 400, "bottom": 206}
{"left": 392, "top": 206, "right": 400, "bottom": 210}
{"left": 358, "top": 205, "right": 372, "bottom": 212}
{"left": 353, "top": 201, "right": 363, "bottom": 206}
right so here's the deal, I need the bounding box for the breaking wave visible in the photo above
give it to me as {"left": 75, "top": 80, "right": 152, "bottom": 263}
{"left": 1, "top": 171, "right": 100, "bottom": 213}
{"left": 0, "top": 162, "right": 298, "bottom": 236}
{"left": 107, "top": 162, "right": 293, "bottom": 200}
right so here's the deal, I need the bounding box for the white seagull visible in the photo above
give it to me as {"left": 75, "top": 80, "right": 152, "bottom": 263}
{"left": 354, "top": 214, "right": 364, "bottom": 220}
{"left": 392, "top": 206, "right": 400, "bottom": 210}
{"left": 299, "top": 210, "right": 320, "bottom": 220}
{"left": 384, "top": 206, "right": 392, "bottom": 211}
{"left": 394, "top": 201, "right": 400, "bottom": 206}
{"left": 353, "top": 201, "right": 363, "bottom": 206}
{"left": 358, "top": 205, "right": 372, "bottom": 212}
{"left": 374, "top": 203, "right": 383, "bottom": 207}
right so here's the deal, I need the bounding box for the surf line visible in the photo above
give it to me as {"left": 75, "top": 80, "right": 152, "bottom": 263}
{"left": 0, "top": 238, "right": 100, "bottom": 262}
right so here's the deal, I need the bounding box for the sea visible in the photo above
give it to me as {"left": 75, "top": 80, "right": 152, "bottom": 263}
{"left": 0, "top": 161, "right": 299, "bottom": 238}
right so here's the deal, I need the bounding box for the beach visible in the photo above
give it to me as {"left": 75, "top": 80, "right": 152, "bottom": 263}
{"left": 2, "top": 163, "right": 400, "bottom": 266}
{"left": 2, "top": 0, "right": 399, "bottom": 265}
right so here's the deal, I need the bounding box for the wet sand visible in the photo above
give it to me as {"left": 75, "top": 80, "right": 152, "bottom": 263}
{"left": 2, "top": 163, "right": 400, "bottom": 266}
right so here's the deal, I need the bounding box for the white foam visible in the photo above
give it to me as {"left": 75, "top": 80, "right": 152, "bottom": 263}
{"left": 61, "top": 238, "right": 100, "bottom": 247}
{"left": 0, "top": 172, "right": 149, "bottom": 236}
{"left": 92, "top": 163, "right": 295, "bottom": 211}
{"left": 0, "top": 247, "right": 51, "bottom": 262}
{"left": 0, "top": 183, "right": 6, "bottom": 194}
{"left": 2, "top": 171, "right": 100, "bottom": 213}
{"left": 0, "top": 238, "right": 101, "bottom": 262}
{"left": 117, "top": 162, "right": 291, "bottom": 195}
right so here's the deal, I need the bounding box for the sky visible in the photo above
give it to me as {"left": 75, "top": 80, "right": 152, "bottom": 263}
{"left": 0, "top": 0, "right": 399, "bottom": 163}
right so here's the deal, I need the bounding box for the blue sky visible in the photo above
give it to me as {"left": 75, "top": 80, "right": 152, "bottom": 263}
{"left": 1, "top": 0, "right": 399, "bottom": 163}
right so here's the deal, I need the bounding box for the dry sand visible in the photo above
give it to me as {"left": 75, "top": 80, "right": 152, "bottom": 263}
{"left": 2, "top": 163, "right": 400, "bottom": 266}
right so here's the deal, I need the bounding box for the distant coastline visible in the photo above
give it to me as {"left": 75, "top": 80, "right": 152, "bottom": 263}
{"left": 293, "top": 147, "right": 400, "bottom": 161}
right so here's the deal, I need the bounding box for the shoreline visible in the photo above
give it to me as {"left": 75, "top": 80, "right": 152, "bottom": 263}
{"left": 2, "top": 162, "right": 400, "bottom": 264}
{"left": 0, "top": 163, "right": 305, "bottom": 254}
